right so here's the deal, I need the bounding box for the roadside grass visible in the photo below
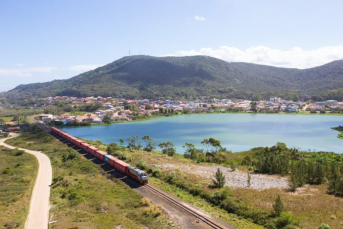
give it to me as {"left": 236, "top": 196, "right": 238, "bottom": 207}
{"left": 0, "top": 146, "right": 38, "bottom": 229}
{"left": 6, "top": 128, "right": 175, "bottom": 229}
{"left": 86, "top": 141, "right": 343, "bottom": 228}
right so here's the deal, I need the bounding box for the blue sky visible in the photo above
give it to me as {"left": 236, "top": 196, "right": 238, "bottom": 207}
{"left": 1, "top": 0, "right": 343, "bottom": 92}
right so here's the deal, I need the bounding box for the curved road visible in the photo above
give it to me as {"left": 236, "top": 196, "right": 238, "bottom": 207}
{"left": 0, "top": 134, "right": 52, "bottom": 229}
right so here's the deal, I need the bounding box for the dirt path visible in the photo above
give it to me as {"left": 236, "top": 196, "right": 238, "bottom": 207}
{"left": 0, "top": 134, "right": 52, "bottom": 229}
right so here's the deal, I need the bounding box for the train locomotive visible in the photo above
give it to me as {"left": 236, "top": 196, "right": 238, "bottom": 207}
{"left": 50, "top": 127, "right": 148, "bottom": 184}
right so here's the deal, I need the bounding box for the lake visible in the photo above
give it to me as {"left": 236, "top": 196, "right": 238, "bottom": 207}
{"left": 60, "top": 113, "right": 343, "bottom": 154}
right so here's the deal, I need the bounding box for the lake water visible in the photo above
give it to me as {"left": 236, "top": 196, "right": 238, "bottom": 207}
{"left": 60, "top": 113, "right": 343, "bottom": 154}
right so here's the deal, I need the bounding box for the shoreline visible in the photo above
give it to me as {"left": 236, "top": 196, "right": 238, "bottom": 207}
{"left": 57, "top": 110, "right": 343, "bottom": 129}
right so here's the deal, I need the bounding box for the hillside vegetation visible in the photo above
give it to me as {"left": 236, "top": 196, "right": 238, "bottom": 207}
{"left": 5, "top": 55, "right": 343, "bottom": 103}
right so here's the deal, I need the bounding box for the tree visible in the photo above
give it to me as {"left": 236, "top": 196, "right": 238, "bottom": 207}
{"left": 107, "top": 143, "right": 119, "bottom": 155}
{"left": 247, "top": 173, "right": 251, "bottom": 187}
{"left": 250, "top": 101, "right": 257, "bottom": 112}
{"left": 201, "top": 137, "right": 222, "bottom": 154}
{"left": 158, "top": 142, "right": 176, "bottom": 156}
{"left": 212, "top": 168, "right": 226, "bottom": 188}
{"left": 126, "top": 136, "right": 142, "bottom": 150}
{"left": 102, "top": 114, "right": 112, "bottom": 124}
{"left": 273, "top": 195, "right": 284, "bottom": 217}
{"left": 119, "top": 138, "right": 124, "bottom": 146}
{"left": 142, "top": 135, "right": 155, "bottom": 152}
{"left": 183, "top": 143, "right": 199, "bottom": 160}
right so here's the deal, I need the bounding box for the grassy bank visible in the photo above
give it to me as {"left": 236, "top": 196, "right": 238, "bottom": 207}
{"left": 6, "top": 128, "right": 175, "bottom": 229}
{"left": 0, "top": 146, "right": 38, "bottom": 229}
{"left": 86, "top": 139, "right": 343, "bottom": 228}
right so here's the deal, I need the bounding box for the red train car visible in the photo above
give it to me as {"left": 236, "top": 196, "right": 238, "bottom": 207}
{"left": 50, "top": 127, "right": 148, "bottom": 183}
{"left": 88, "top": 146, "right": 98, "bottom": 155}
{"left": 113, "top": 160, "right": 129, "bottom": 174}
{"left": 74, "top": 139, "right": 83, "bottom": 148}
{"left": 108, "top": 156, "right": 120, "bottom": 167}
{"left": 80, "top": 142, "right": 90, "bottom": 152}
{"left": 95, "top": 150, "right": 107, "bottom": 161}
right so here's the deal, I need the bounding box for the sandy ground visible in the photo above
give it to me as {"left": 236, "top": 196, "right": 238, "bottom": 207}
{"left": 0, "top": 134, "right": 52, "bottom": 229}
{"left": 156, "top": 163, "right": 289, "bottom": 190}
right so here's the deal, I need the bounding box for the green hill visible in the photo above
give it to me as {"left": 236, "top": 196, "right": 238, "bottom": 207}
{"left": 5, "top": 55, "right": 343, "bottom": 102}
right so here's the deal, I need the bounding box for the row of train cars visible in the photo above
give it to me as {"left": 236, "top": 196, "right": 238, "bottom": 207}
{"left": 50, "top": 127, "right": 149, "bottom": 183}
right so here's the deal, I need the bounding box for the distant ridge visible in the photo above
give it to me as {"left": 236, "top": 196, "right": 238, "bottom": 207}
{"left": 5, "top": 55, "right": 343, "bottom": 102}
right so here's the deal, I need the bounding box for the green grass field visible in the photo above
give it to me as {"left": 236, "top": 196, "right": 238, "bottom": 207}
{"left": 86, "top": 140, "right": 343, "bottom": 229}
{"left": 6, "top": 128, "right": 175, "bottom": 229}
{"left": 0, "top": 146, "right": 38, "bottom": 229}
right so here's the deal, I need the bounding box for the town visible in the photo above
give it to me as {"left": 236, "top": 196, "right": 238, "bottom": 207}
{"left": 2, "top": 95, "right": 343, "bottom": 130}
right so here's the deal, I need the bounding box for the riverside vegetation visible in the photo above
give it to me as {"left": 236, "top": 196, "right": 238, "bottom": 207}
{"left": 0, "top": 146, "right": 38, "bottom": 229}
{"left": 6, "top": 126, "right": 175, "bottom": 229}
{"left": 88, "top": 134, "right": 343, "bottom": 228}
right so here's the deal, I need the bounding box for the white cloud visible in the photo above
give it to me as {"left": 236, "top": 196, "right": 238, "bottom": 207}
{"left": 171, "top": 45, "right": 343, "bottom": 69}
{"left": 67, "top": 64, "right": 102, "bottom": 72}
{"left": 194, "top": 15, "right": 206, "bottom": 21}
{"left": 0, "top": 67, "right": 57, "bottom": 77}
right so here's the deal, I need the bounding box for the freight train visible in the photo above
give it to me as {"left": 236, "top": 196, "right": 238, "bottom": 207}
{"left": 50, "top": 127, "right": 149, "bottom": 184}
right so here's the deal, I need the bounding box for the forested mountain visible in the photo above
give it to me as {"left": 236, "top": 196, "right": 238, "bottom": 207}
{"left": 4, "top": 55, "right": 343, "bottom": 103}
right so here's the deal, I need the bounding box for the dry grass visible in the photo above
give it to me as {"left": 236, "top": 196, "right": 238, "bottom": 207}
{"left": 0, "top": 146, "right": 38, "bottom": 229}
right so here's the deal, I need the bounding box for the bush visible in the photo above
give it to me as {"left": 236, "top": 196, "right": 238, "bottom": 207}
{"left": 136, "top": 160, "right": 148, "bottom": 170}
{"left": 318, "top": 223, "right": 330, "bottom": 229}
{"left": 151, "top": 168, "right": 161, "bottom": 177}
{"left": 274, "top": 212, "right": 300, "bottom": 228}
{"left": 210, "top": 187, "right": 230, "bottom": 205}
{"left": 212, "top": 168, "right": 226, "bottom": 188}
{"left": 2, "top": 168, "right": 13, "bottom": 175}
{"left": 68, "top": 191, "right": 84, "bottom": 205}
{"left": 62, "top": 151, "right": 78, "bottom": 162}
{"left": 230, "top": 161, "right": 238, "bottom": 171}
{"left": 14, "top": 150, "right": 24, "bottom": 156}
{"left": 273, "top": 195, "right": 284, "bottom": 217}
{"left": 140, "top": 197, "right": 152, "bottom": 207}
{"left": 143, "top": 205, "right": 162, "bottom": 218}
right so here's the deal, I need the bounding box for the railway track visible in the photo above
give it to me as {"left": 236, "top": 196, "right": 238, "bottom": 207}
{"left": 143, "top": 184, "right": 228, "bottom": 229}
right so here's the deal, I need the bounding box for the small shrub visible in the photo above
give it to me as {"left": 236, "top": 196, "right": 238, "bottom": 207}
{"left": 273, "top": 195, "right": 284, "bottom": 217}
{"left": 151, "top": 168, "right": 161, "bottom": 177}
{"left": 14, "top": 150, "right": 24, "bottom": 156}
{"left": 330, "top": 215, "right": 336, "bottom": 220}
{"left": 318, "top": 223, "right": 330, "bottom": 229}
{"left": 212, "top": 168, "right": 226, "bottom": 188}
{"left": 62, "top": 151, "right": 78, "bottom": 162}
{"left": 143, "top": 205, "right": 162, "bottom": 218}
{"left": 210, "top": 187, "right": 230, "bottom": 205}
{"left": 2, "top": 168, "right": 13, "bottom": 175}
{"left": 68, "top": 192, "right": 84, "bottom": 205}
{"left": 140, "top": 197, "right": 151, "bottom": 207}
{"left": 5, "top": 221, "right": 20, "bottom": 229}
{"left": 274, "top": 212, "right": 300, "bottom": 228}
{"left": 136, "top": 160, "right": 148, "bottom": 170}
{"left": 230, "top": 161, "right": 238, "bottom": 171}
